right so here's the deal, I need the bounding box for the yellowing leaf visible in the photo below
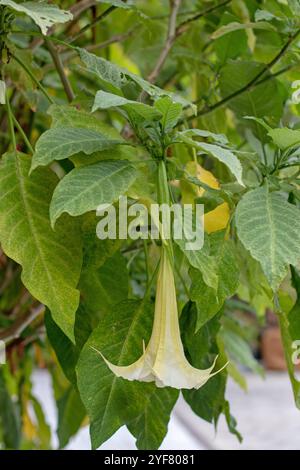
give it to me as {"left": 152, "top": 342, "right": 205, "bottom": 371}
{"left": 204, "top": 203, "right": 230, "bottom": 234}
{"left": 182, "top": 162, "right": 230, "bottom": 233}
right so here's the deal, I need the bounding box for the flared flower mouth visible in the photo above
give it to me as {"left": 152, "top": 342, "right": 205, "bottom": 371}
{"left": 94, "top": 247, "right": 226, "bottom": 389}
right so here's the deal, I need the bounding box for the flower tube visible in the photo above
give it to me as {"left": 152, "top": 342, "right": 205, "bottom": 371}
{"left": 100, "top": 246, "right": 222, "bottom": 389}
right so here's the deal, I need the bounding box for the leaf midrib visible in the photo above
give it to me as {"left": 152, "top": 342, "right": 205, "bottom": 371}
{"left": 15, "top": 156, "right": 62, "bottom": 316}
{"left": 53, "top": 162, "right": 134, "bottom": 220}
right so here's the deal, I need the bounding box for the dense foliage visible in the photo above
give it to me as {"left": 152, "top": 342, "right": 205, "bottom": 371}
{"left": 1, "top": 0, "right": 300, "bottom": 450}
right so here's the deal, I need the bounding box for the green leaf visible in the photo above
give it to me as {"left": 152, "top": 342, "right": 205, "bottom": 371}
{"left": 279, "top": 305, "right": 300, "bottom": 409}
{"left": 47, "top": 105, "right": 136, "bottom": 165}
{"left": 220, "top": 317, "right": 264, "bottom": 376}
{"left": 174, "top": 231, "right": 218, "bottom": 291}
{"left": 245, "top": 118, "right": 300, "bottom": 150}
{"left": 254, "top": 9, "right": 281, "bottom": 22}
{"left": 50, "top": 160, "right": 136, "bottom": 226}
{"left": 268, "top": 128, "right": 300, "bottom": 150}
{"left": 45, "top": 304, "right": 92, "bottom": 384}
{"left": 289, "top": 267, "right": 300, "bottom": 341}
{"left": 219, "top": 60, "right": 284, "bottom": 121}
{"left": 179, "top": 133, "right": 244, "bottom": 186}
{"left": 197, "top": 143, "right": 244, "bottom": 187}
{"left": 57, "top": 387, "right": 86, "bottom": 449}
{"left": 222, "top": 400, "right": 242, "bottom": 442}
{"left": 236, "top": 185, "right": 300, "bottom": 290}
{"left": 286, "top": 267, "right": 300, "bottom": 407}
{"left": 77, "top": 300, "right": 155, "bottom": 449}
{"left": 128, "top": 387, "right": 178, "bottom": 450}
{"left": 30, "top": 395, "right": 51, "bottom": 449}
{"left": 180, "top": 128, "right": 228, "bottom": 145}
{"left": 48, "top": 104, "right": 122, "bottom": 135}
{"left": 0, "top": 370, "right": 21, "bottom": 449}
{"left": 190, "top": 233, "right": 239, "bottom": 330}
{"left": 96, "top": 0, "right": 147, "bottom": 18}
{"left": 78, "top": 48, "right": 195, "bottom": 111}
{"left": 98, "top": 0, "right": 137, "bottom": 9}
{"left": 92, "top": 90, "right": 162, "bottom": 121}
{"left": 45, "top": 311, "right": 76, "bottom": 384}
{"left": 31, "top": 127, "right": 126, "bottom": 171}
{"left": 212, "top": 21, "right": 275, "bottom": 39}
{"left": 0, "top": 0, "right": 72, "bottom": 35}
{"left": 181, "top": 303, "right": 240, "bottom": 440}
{"left": 80, "top": 251, "right": 128, "bottom": 315}
{"left": 0, "top": 152, "right": 82, "bottom": 340}
{"left": 213, "top": 13, "right": 248, "bottom": 63}
{"left": 154, "top": 96, "right": 182, "bottom": 132}
{"left": 81, "top": 212, "right": 125, "bottom": 271}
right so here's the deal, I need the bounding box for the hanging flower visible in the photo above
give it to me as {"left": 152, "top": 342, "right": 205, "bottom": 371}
{"left": 98, "top": 247, "right": 225, "bottom": 389}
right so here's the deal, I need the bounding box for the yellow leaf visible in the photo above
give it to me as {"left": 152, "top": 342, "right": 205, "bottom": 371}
{"left": 181, "top": 161, "right": 230, "bottom": 233}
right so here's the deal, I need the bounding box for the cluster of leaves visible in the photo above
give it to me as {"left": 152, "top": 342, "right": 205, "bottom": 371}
{"left": 0, "top": 0, "right": 300, "bottom": 450}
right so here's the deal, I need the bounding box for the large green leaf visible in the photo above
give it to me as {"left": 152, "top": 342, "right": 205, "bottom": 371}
{"left": 236, "top": 185, "right": 300, "bottom": 290}
{"left": 45, "top": 304, "right": 92, "bottom": 384}
{"left": 77, "top": 300, "right": 155, "bottom": 448}
{"left": 128, "top": 387, "right": 178, "bottom": 450}
{"left": 47, "top": 105, "right": 136, "bottom": 165}
{"left": 50, "top": 160, "right": 137, "bottom": 226}
{"left": 0, "top": 0, "right": 72, "bottom": 35}
{"left": 80, "top": 251, "right": 128, "bottom": 315}
{"left": 45, "top": 310, "right": 77, "bottom": 384}
{"left": 0, "top": 152, "right": 82, "bottom": 340}
{"left": 31, "top": 127, "right": 126, "bottom": 171}
{"left": 78, "top": 48, "right": 195, "bottom": 111}
{"left": 48, "top": 104, "right": 123, "bottom": 136}
{"left": 57, "top": 387, "right": 86, "bottom": 449}
{"left": 190, "top": 233, "right": 239, "bottom": 330}
{"left": 213, "top": 13, "right": 248, "bottom": 63}
{"left": 181, "top": 303, "right": 241, "bottom": 440}
{"left": 219, "top": 60, "right": 284, "bottom": 121}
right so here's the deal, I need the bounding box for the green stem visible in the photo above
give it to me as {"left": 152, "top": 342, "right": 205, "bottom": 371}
{"left": 157, "top": 159, "right": 174, "bottom": 263}
{"left": 157, "top": 159, "right": 170, "bottom": 206}
{"left": 12, "top": 115, "right": 34, "bottom": 154}
{"left": 5, "top": 90, "right": 16, "bottom": 150}
{"left": 11, "top": 53, "right": 54, "bottom": 104}
{"left": 276, "top": 299, "right": 300, "bottom": 408}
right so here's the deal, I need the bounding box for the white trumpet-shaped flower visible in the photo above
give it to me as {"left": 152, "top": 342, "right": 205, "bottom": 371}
{"left": 99, "top": 247, "right": 225, "bottom": 389}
